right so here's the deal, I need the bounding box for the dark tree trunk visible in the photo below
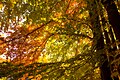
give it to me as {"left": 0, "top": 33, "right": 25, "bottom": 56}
{"left": 101, "top": 0, "right": 120, "bottom": 80}
{"left": 87, "top": 0, "right": 113, "bottom": 79}
{"left": 101, "top": 0, "right": 120, "bottom": 41}
{"left": 87, "top": 0, "right": 120, "bottom": 79}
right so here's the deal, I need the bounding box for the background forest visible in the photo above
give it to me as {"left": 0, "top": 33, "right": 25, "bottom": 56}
{"left": 0, "top": 0, "right": 120, "bottom": 80}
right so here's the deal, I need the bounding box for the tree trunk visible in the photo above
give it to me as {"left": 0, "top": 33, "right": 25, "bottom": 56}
{"left": 101, "top": 0, "right": 120, "bottom": 41}
{"left": 87, "top": 0, "right": 113, "bottom": 80}
{"left": 101, "top": 0, "right": 120, "bottom": 80}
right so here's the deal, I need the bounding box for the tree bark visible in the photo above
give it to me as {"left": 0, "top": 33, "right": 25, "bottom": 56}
{"left": 87, "top": 0, "right": 113, "bottom": 80}
{"left": 101, "top": 0, "right": 120, "bottom": 41}
{"left": 101, "top": 0, "right": 120, "bottom": 80}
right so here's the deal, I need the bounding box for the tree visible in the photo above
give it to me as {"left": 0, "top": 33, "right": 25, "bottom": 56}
{"left": 100, "top": 0, "right": 120, "bottom": 80}
{"left": 87, "top": 0, "right": 112, "bottom": 80}
{"left": 0, "top": 0, "right": 120, "bottom": 80}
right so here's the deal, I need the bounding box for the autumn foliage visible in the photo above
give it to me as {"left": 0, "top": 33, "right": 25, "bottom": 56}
{"left": 0, "top": 0, "right": 120, "bottom": 80}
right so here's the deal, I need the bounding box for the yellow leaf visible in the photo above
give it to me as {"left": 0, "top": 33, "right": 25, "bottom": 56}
{"left": 41, "top": 18, "right": 46, "bottom": 21}
{"left": 0, "top": 2, "right": 3, "bottom": 10}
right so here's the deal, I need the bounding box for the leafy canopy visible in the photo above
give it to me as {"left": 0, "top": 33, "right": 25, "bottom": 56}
{"left": 0, "top": 0, "right": 102, "bottom": 80}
